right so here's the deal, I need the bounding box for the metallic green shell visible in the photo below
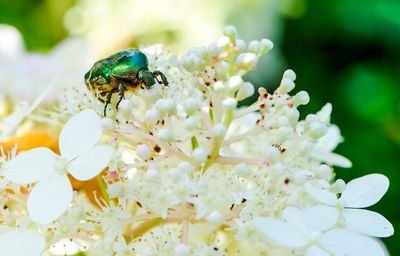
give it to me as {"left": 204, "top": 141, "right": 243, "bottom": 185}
{"left": 84, "top": 49, "right": 149, "bottom": 85}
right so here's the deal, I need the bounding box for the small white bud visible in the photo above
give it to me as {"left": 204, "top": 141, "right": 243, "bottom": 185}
{"left": 184, "top": 117, "right": 198, "bottom": 130}
{"left": 164, "top": 98, "right": 177, "bottom": 114}
{"left": 208, "top": 42, "right": 222, "bottom": 56}
{"left": 237, "top": 82, "right": 255, "bottom": 100}
{"left": 306, "top": 114, "right": 320, "bottom": 123}
{"left": 213, "top": 81, "right": 226, "bottom": 92}
{"left": 216, "top": 61, "right": 230, "bottom": 77}
{"left": 183, "top": 98, "right": 199, "bottom": 115}
{"left": 309, "top": 122, "right": 328, "bottom": 139}
{"left": 260, "top": 38, "right": 273, "bottom": 54}
{"left": 107, "top": 182, "right": 123, "bottom": 198}
{"left": 286, "top": 108, "right": 300, "bottom": 126}
{"left": 223, "top": 97, "right": 237, "bottom": 110}
{"left": 155, "top": 99, "right": 168, "bottom": 115}
{"left": 118, "top": 99, "right": 133, "bottom": 118}
{"left": 192, "top": 147, "right": 208, "bottom": 163}
{"left": 101, "top": 118, "right": 116, "bottom": 132}
{"left": 271, "top": 163, "right": 285, "bottom": 176}
{"left": 266, "top": 146, "right": 280, "bottom": 163}
{"left": 145, "top": 168, "right": 160, "bottom": 181}
{"left": 223, "top": 25, "right": 237, "bottom": 42}
{"left": 228, "top": 75, "right": 243, "bottom": 91}
{"left": 278, "top": 126, "right": 291, "bottom": 138}
{"left": 298, "top": 140, "right": 313, "bottom": 155}
{"left": 277, "top": 116, "right": 290, "bottom": 127}
{"left": 212, "top": 124, "right": 227, "bottom": 140}
{"left": 157, "top": 128, "right": 174, "bottom": 142}
{"left": 318, "top": 164, "right": 332, "bottom": 179}
{"left": 293, "top": 171, "right": 312, "bottom": 185}
{"left": 206, "top": 210, "right": 223, "bottom": 224}
{"left": 248, "top": 40, "right": 261, "bottom": 53}
{"left": 144, "top": 109, "right": 160, "bottom": 125}
{"left": 237, "top": 53, "right": 258, "bottom": 69}
{"left": 217, "top": 36, "right": 231, "bottom": 49}
{"left": 277, "top": 78, "right": 295, "bottom": 94}
{"left": 283, "top": 69, "right": 296, "bottom": 81}
{"left": 175, "top": 244, "right": 190, "bottom": 256}
{"left": 178, "top": 162, "right": 193, "bottom": 174}
{"left": 235, "top": 39, "right": 247, "bottom": 52}
{"left": 235, "top": 163, "right": 251, "bottom": 178}
{"left": 136, "top": 144, "right": 151, "bottom": 160}
{"left": 291, "top": 91, "right": 310, "bottom": 105}
{"left": 331, "top": 179, "right": 346, "bottom": 193}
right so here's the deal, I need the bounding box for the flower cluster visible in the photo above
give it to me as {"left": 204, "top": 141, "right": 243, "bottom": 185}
{"left": 0, "top": 26, "right": 394, "bottom": 256}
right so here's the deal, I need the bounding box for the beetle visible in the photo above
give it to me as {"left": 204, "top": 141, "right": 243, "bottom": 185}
{"left": 85, "top": 49, "right": 168, "bottom": 116}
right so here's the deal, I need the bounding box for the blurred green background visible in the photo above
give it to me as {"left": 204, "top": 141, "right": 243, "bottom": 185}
{"left": 1, "top": 0, "right": 399, "bottom": 253}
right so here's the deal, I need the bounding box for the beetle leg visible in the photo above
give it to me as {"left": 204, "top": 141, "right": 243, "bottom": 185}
{"left": 152, "top": 70, "right": 169, "bottom": 86}
{"left": 116, "top": 82, "right": 125, "bottom": 110}
{"left": 103, "top": 92, "right": 113, "bottom": 117}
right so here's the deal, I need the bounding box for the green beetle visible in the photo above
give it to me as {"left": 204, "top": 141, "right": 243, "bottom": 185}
{"left": 85, "top": 49, "right": 168, "bottom": 116}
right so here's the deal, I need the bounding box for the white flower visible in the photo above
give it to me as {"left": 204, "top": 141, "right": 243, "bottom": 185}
{"left": 3, "top": 109, "right": 113, "bottom": 224}
{"left": 305, "top": 174, "right": 394, "bottom": 237}
{"left": 255, "top": 206, "right": 386, "bottom": 256}
{"left": 0, "top": 230, "right": 46, "bottom": 256}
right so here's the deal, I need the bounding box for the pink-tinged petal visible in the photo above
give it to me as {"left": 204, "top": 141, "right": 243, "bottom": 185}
{"left": 304, "top": 182, "right": 337, "bottom": 206}
{"left": 254, "top": 217, "right": 309, "bottom": 248}
{"left": 320, "top": 229, "right": 385, "bottom": 256}
{"left": 0, "top": 230, "right": 46, "bottom": 256}
{"left": 343, "top": 209, "right": 394, "bottom": 237}
{"left": 68, "top": 145, "right": 113, "bottom": 181}
{"left": 59, "top": 109, "right": 102, "bottom": 160}
{"left": 306, "top": 245, "right": 330, "bottom": 256}
{"left": 303, "top": 205, "right": 339, "bottom": 232}
{"left": 27, "top": 173, "right": 72, "bottom": 224}
{"left": 341, "top": 174, "right": 389, "bottom": 208}
{"left": 282, "top": 207, "right": 308, "bottom": 235}
{"left": 3, "top": 147, "right": 57, "bottom": 184}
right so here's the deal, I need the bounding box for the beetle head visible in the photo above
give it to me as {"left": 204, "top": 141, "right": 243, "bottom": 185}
{"left": 138, "top": 69, "right": 155, "bottom": 89}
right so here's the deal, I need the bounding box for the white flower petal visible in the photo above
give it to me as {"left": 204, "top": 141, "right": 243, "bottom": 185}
{"left": 310, "top": 151, "right": 352, "bottom": 168}
{"left": 314, "top": 125, "right": 342, "bottom": 151}
{"left": 3, "top": 147, "right": 57, "bottom": 184}
{"left": 303, "top": 205, "right": 339, "bottom": 231}
{"left": 59, "top": 109, "right": 102, "bottom": 160}
{"left": 254, "top": 217, "right": 309, "bottom": 248}
{"left": 27, "top": 173, "right": 72, "bottom": 224}
{"left": 68, "top": 145, "right": 113, "bottom": 181}
{"left": 0, "top": 230, "right": 46, "bottom": 256}
{"left": 306, "top": 245, "right": 330, "bottom": 256}
{"left": 305, "top": 182, "right": 337, "bottom": 205}
{"left": 320, "top": 229, "right": 385, "bottom": 256}
{"left": 316, "top": 103, "right": 332, "bottom": 124}
{"left": 343, "top": 208, "right": 394, "bottom": 237}
{"left": 341, "top": 174, "right": 389, "bottom": 208}
{"left": 282, "top": 207, "right": 308, "bottom": 235}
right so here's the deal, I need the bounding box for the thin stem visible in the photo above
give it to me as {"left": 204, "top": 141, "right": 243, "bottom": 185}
{"left": 96, "top": 175, "right": 110, "bottom": 205}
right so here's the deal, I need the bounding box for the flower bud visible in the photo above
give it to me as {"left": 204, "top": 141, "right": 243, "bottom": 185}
{"left": 213, "top": 81, "right": 226, "bottom": 92}
{"left": 306, "top": 114, "right": 320, "bottom": 123}
{"left": 293, "top": 171, "right": 312, "bottom": 185}
{"left": 260, "top": 38, "right": 273, "bottom": 54}
{"left": 216, "top": 61, "right": 229, "bottom": 77}
{"left": 235, "top": 163, "right": 251, "bottom": 178}
{"left": 309, "top": 122, "right": 328, "bottom": 139}
{"left": 317, "top": 164, "right": 332, "bottom": 179}
{"left": 283, "top": 69, "right": 296, "bottom": 81}
{"left": 286, "top": 108, "right": 300, "bottom": 126}
{"left": 235, "top": 39, "right": 247, "bottom": 53}
{"left": 137, "top": 144, "right": 151, "bottom": 160}
{"left": 144, "top": 109, "right": 160, "bottom": 125}
{"left": 271, "top": 163, "right": 285, "bottom": 176}
{"left": 145, "top": 168, "right": 160, "bottom": 182}
{"left": 206, "top": 210, "right": 223, "bottom": 224}
{"left": 223, "top": 97, "right": 237, "bottom": 110}
{"left": 183, "top": 98, "right": 199, "bottom": 115}
{"left": 184, "top": 117, "right": 199, "bottom": 130}
{"left": 208, "top": 42, "right": 222, "bottom": 57}
{"left": 192, "top": 147, "right": 208, "bottom": 163}
{"left": 223, "top": 25, "right": 237, "bottom": 42}
{"left": 175, "top": 244, "right": 190, "bottom": 256}
{"left": 277, "top": 78, "right": 295, "bottom": 95}
{"left": 157, "top": 128, "right": 174, "bottom": 142}
{"left": 212, "top": 124, "right": 227, "bottom": 140}
{"left": 266, "top": 146, "right": 280, "bottom": 163}
{"left": 217, "top": 36, "right": 231, "bottom": 50}
{"left": 118, "top": 99, "right": 133, "bottom": 118}
{"left": 228, "top": 76, "right": 244, "bottom": 91}
{"left": 331, "top": 179, "right": 346, "bottom": 193}
{"left": 291, "top": 91, "right": 309, "bottom": 106}
{"left": 101, "top": 118, "right": 116, "bottom": 132}
{"left": 248, "top": 40, "right": 261, "bottom": 53}
{"left": 237, "top": 82, "right": 254, "bottom": 100}
{"left": 298, "top": 140, "right": 313, "bottom": 155}
{"left": 237, "top": 53, "right": 258, "bottom": 69}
